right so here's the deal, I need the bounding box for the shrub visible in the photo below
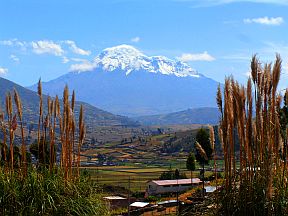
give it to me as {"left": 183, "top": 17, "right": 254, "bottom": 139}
{"left": 159, "top": 169, "right": 187, "bottom": 180}
{"left": 145, "top": 195, "right": 159, "bottom": 202}
{"left": 0, "top": 168, "right": 109, "bottom": 215}
{"left": 0, "top": 82, "right": 108, "bottom": 215}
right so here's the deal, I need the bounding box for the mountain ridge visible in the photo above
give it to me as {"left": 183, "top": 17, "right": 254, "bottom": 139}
{"left": 71, "top": 44, "right": 200, "bottom": 78}
{"left": 29, "top": 45, "right": 221, "bottom": 116}
{"left": 133, "top": 107, "right": 220, "bottom": 125}
{"left": 0, "top": 77, "right": 139, "bottom": 128}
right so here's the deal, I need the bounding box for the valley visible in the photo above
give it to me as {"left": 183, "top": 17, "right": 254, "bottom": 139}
{"left": 1, "top": 1, "right": 286, "bottom": 215}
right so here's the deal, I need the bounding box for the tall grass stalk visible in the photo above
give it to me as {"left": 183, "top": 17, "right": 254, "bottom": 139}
{"left": 14, "top": 89, "right": 27, "bottom": 176}
{"left": 217, "top": 55, "right": 288, "bottom": 215}
{"left": 0, "top": 81, "right": 106, "bottom": 215}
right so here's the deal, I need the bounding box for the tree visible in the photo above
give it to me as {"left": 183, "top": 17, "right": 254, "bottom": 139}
{"left": 29, "top": 137, "right": 54, "bottom": 167}
{"left": 194, "top": 128, "right": 212, "bottom": 197}
{"left": 159, "top": 168, "right": 186, "bottom": 180}
{"left": 175, "top": 169, "right": 180, "bottom": 179}
{"left": 186, "top": 152, "right": 196, "bottom": 185}
{"left": 195, "top": 128, "right": 212, "bottom": 165}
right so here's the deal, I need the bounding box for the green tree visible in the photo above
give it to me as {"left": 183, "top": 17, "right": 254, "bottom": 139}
{"left": 195, "top": 128, "right": 212, "bottom": 165}
{"left": 159, "top": 169, "right": 186, "bottom": 180}
{"left": 186, "top": 152, "right": 196, "bottom": 184}
{"left": 175, "top": 169, "right": 180, "bottom": 179}
{"left": 29, "top": 137, "right": 54, "bottom": 167}
{"left": 278, "top": 91, "right": 288, "bottom": 184}
{"left": 194, "top": 128, "right": 212, "bottom": 197}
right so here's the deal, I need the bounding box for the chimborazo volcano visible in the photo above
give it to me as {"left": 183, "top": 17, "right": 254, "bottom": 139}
{"left": 29, "top": 45, "right": 220, "bottom": 117}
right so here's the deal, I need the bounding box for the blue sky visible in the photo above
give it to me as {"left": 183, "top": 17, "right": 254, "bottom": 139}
{"left": 1, "top": 0, "right": 288, "bottom": 87}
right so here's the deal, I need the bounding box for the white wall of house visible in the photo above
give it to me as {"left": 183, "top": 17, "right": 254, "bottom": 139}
{"left": 147, "top": 181, "right": 200, "bottom": 195}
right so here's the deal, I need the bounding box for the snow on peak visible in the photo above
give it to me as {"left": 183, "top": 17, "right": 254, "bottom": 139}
{"left": 102, "top": 44, "right": 144, "bottom": 57}
{"left": 96, "top": 44, "right": 150, "bottom": 75}
{"left": 72, "top": 44, "right": 199, "bottom": 77}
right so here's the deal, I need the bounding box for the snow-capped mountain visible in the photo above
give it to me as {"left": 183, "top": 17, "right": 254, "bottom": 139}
{"left": 29, "top": 45, "right": 220, "bottom": 117}
{"left": 88, "top": 45, "right": 199, "bottom": 77}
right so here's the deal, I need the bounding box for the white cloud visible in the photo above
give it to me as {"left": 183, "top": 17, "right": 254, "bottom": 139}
{"left": 1, "top": 39, "right": 91, "bottom": 56}
{"left": 10, "top": 54, "right": 20, "bottom": 63}
{"left": 64, "top": 40, "right": 91, "bottom": 56}
{"left": 62, "top": 56, "right": 69, "bottom": 64}
{"left": 131, "top": 37, "right": 140, "bottom": 43}
{"left": 31, "top": 40, "right": 64, "bottom": 56}
{"left": 0, "top": 39, "right": 27, "bottom": 50}
{"left": 0, "top": 40, "right": 13, "bottom": 46}
{"left": 69, "top": 60, "right": 96, "bottom": 72}
{"left": 177, "top": 51, "right": 215, "bottom": 62}
{"left": 244, "top": 16, "right": 284, "bottom": 25}
{"left": 177, "top": 0, "right": 288, "bottom": 7}
{"left": 70, "top": 58, "right": 89, "bottom": 62}
{"left": 0, "top": 67, "right": 8, "bottom": 75}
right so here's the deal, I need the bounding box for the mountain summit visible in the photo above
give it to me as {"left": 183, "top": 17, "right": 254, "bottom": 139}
{"left": 72, "top": 44, "right": 200, "bottom": 77}
{"left": 29, "top": 45, "right": 219, "bottom": 116}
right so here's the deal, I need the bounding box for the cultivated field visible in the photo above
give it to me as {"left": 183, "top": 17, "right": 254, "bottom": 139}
{"left": 81, "top": 165, "right": 218, "bottom": 192}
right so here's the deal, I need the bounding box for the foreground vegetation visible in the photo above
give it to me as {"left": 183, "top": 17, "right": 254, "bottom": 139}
{"left": 217, "top": 55, "right": 288, "bottom": 215}
{"left": 0, "top": 168, "right": 108, "bottom": 215}
{"left": 0, "top": 81, "right": 108, "bottom": 215}
{"left": 3, "top": 55, "right": 288, "bottom": 215}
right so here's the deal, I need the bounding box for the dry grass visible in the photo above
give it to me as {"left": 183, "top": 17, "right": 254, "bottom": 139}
{"left": 0, "top": 81, "right": 86, "bottom": 181}
{"left": 217, "top": 55, "right": 288, "bottom": 215}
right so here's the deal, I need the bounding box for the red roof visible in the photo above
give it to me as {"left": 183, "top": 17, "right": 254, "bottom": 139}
{"left": 151, "top": 178, "right": 202, "bottom": 186}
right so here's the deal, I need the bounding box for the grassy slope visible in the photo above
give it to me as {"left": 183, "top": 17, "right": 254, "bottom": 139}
{"left": 0, "top": 77, "right": 142, "bottom": 143}
{"left": 0, "top": 77, "right": 138, "bottom": 127}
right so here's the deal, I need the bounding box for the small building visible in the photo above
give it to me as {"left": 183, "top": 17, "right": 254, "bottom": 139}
{"left": 204, "top": 186, "right": 217, "bottom": 193}
{"left": 130, "top": 202, "right": 150, "bottom": 210}
{"left": 157, "top": 200, "right": 178, "bottom": 207}
{"left": 129, "top": 202, "right": 157, "bottom": 215}
{"left": 147, "top": 178, "right": 202, "bottom": 195}
{"left": 103, "top": 196, "right": 127, "bottom": 210}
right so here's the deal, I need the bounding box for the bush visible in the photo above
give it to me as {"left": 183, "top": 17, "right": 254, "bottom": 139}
{"left": 203, "top": 172, "right": 223, "bottom": 181}
{"left": 159, "top": 169, "right": 187, "bottom": 180}
{"left": 145, "top": 195, "right": 159, "bottom": 202}
{"left": 0, "top": 168, "right": 109, "bottom": 216}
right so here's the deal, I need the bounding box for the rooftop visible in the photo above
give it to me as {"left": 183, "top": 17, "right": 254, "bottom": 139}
{"left": 130, "top": 202, "right": 150, "bottom": 208}
{"left": 150, "top": 178, "right": 202, "bottom": 186}
{"left": 205, "top": 186, "right": 217, "bottom": 193}
{"left": 158, "top": 200, "right": 178, "bottom": 205}
{"left": 103, "top": 196, "right": 126, "bottom": 200}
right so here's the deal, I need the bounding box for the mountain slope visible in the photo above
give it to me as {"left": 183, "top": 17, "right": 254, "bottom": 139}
{"left": 133, "top": 107, "right": 220, "bottom": 125}
{"left": 0, "top": 77, "right": 138, "bottom": 128}
{"left": 29, "top": 45, "right": 220, "bottom": 116}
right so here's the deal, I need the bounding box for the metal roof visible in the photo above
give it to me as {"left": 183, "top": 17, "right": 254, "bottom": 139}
{"left": 103, "top": 196, "right": 126, "bottom": 200}
{"left": 205, "top": 186, "right": 217, "bottom": 193}
{"left": 150, "top": 178, "right": 202, "bottom": 186}
{"left": 130, "top": 202, "right": 150, "bottom": 208}
{"left": 158, "top": 200, "right": 178, "bottom": 205}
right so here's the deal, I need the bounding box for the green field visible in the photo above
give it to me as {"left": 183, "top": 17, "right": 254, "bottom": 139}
{"left": 83, "top": 166, "right": 169, "bottom": 192}
{"left": 81, "top": 164, "right": 221, "bottom": 192}
{"left": 79, "top": 129, "right": 227, "bottom": 193}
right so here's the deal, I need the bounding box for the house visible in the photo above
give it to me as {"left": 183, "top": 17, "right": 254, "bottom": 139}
{"left": 204, "top": 186, "right": 217, "bottom": 193}
{"left": 129, "top": 202, "right": 157, "bottom": 215}
{"left": 103, "top": 196, "right": 128, "bottom": 210}
{"left": 147, "top": 178, "right": 202, "bottom": 195}
{"left": 129, "top": 202, "right": 150, "bottom": 210}
{"left": 157, "top": 200, "right": 178, "bottom": 207}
